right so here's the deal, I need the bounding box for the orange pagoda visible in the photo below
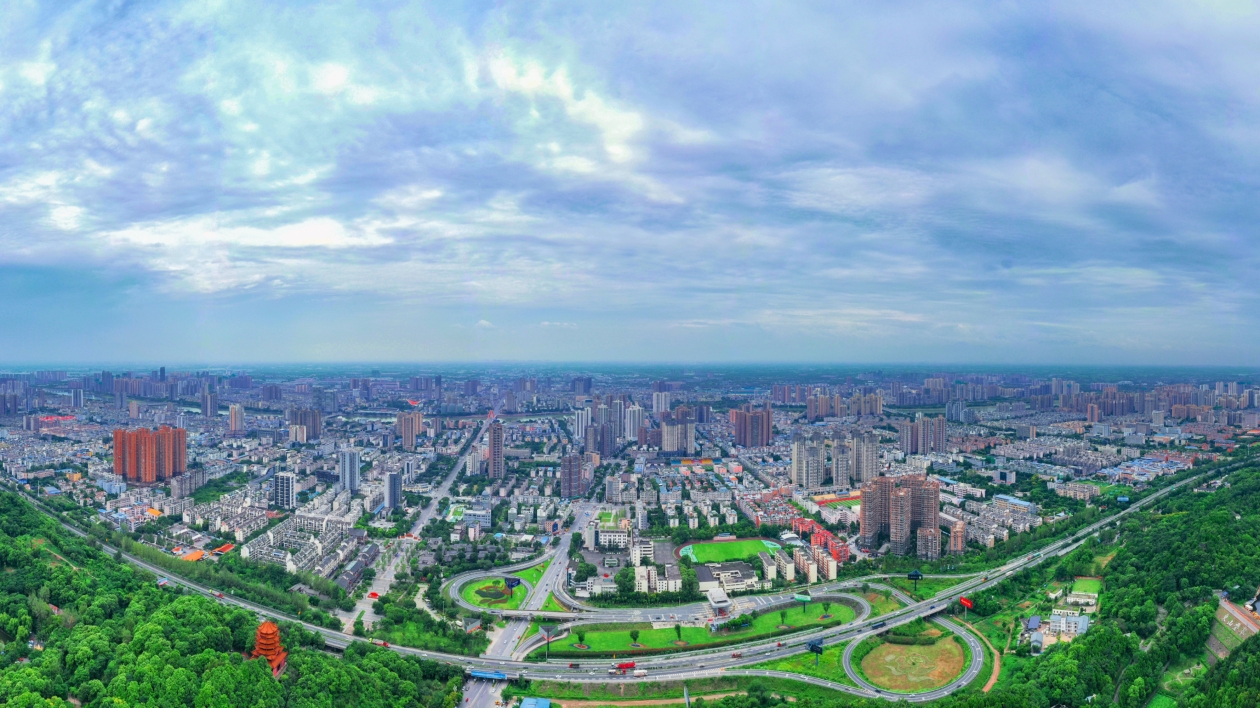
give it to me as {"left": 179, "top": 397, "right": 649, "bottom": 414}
{"left": 250, "top": 621, "right": 288, "bottom": 676}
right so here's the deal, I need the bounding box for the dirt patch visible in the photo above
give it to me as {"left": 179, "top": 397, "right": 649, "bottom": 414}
{"left": 861, "top": 636, "right": 966, "bottom": 692}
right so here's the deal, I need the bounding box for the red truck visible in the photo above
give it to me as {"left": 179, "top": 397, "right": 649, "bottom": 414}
{"left": 731, "top": 652, "right": 743, "bottom": 658}
{"left": 607, "top": 662, "right": 636, "bottom": 675}
{"left": 213, "top": 592, "right": 224, "bottom": 599}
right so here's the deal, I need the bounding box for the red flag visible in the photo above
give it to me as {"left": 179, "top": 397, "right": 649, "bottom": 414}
{"left": 960, "top": 597, "right": 974, "bottom": 610}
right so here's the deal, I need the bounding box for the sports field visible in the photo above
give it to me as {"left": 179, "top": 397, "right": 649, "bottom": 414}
{"left": 1072, "top": 577, "right": 1103, "bottom": 594}
{"left": 681, "top": 538, "right": 781, "bottom": 563}
{"left": 461, "top": 578, "right": 527, "bottom": 610}
{"left": 532, "top": 602, "right": 854, "bottom": 656}
{"left": 860, "top": 634, "right": 966, "bottom": 692}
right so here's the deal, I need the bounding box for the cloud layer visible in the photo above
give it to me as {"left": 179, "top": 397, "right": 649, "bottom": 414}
{"left": 2, "top": 1, "right": 1259, "bottom": 363}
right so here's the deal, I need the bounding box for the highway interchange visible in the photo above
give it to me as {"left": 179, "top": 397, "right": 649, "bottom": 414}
{"left": 12, "top": 438, "right": 1235, "bottom": 706}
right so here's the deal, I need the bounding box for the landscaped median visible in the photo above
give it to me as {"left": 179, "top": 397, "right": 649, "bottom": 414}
{"left": 504, "top": 675, "right": 859, "bottom": 705}
{"left": 528, "top": 602, "right": 857, "bottom": 659}
{"left": 748, "top": 640, "right": 858, "bottom": 686}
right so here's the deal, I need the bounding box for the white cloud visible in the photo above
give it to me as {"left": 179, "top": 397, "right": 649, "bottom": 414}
{"left": 312, "top": 63, "right": 350, "bottom": 94}
{"left": 49, "top": 206, "right": 83, "bottom": 231}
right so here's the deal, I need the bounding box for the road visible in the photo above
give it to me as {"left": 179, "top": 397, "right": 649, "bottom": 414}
{"left": 11, "top": 457, "right": 1229, "bottom": 704}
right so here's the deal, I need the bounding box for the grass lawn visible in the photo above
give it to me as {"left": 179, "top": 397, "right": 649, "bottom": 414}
{"left": 1072, "top": 577, "right": 1103, "bottom": 594}
{"left": 540, "top": 593, "right": 568, "bottom": 613}
{"left": 1160, "top": 653, "right": 1208, "bottom": 695}
{"left": 598, "top": 512, "right": 613, "bottom": 523}
{"left": 683, "top": 539, "right": 781, "bottom": 563}
{"left": 887, "top": 576, "right": 967, "bottom": 602}
{"left": 750, "top": 640, "right": 858, "bottom": 687}
{"left": 536, "top": 602, "right": 855, "bottom": 657}
{"left": 859, "top": 634, "right": 966, "bottom": 693}
{"left": 513, "top": 558, "right": 551, "bottom": 586}
{"left": 864, "top": 591, "right": 904, "bottom": 617}
{"left": 1147, "top": 694, "right": 1179, "bottom": 708}
{"left": 461, "top": 578, "right": 527, "bottom": 610}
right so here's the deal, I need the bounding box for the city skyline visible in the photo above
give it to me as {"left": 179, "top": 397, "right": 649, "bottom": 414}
{"left": 4, "top": 3, "right": 1260, "bottom": 364}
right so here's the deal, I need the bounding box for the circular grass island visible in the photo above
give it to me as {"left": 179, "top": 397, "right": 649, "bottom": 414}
{"left": 460, "top": 577, "right": 528, "bottom": 610}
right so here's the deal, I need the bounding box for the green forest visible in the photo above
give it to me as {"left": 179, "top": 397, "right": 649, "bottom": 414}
{"left": 0, "top": 491, "right": 464, "bottom": 707}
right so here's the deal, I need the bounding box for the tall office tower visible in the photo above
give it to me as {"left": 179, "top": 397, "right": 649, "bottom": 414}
{"left": 660, "top": 413, "right": 695, "bottom": 455}
{"left": 488, "top": 420, "right": 505, "bottom": 479}
{"left": 70, "top": 389, "right": 83, "bottom": 408}
{"left": 273, "top": 473, "right": 297, "bottom": 509}
{"left": 561, "top": 454, "right": 582, "bottom": 497}
{"left": 574, "top": 407, "right": 592, "bottom": 439}
{"left": 624, "top": 404, "right": 646, "bottom": 442}
{"left": 652, "top": 391, "right": 671, "bottom": 415}
{"left": 850, "top": 432, "right": 880, "bottom": 484}
{"left": 228, "top": 404, "right": 246, "bottom": 433}
{"left": 610, "top": 399, "right": 626, "bottom": 438}
{"left": 395, "top": 411, "right": 424, "bottom": 449}
{"left": 584, "top": 424, "right": 600, "bottom": 454}
{"left": 572, "top": 377, "right": 592, "bottom": 394}
{"left": 386, "top": 472, "right": 402, "bottom": 510}
{"left": 261, "top": 384, "right": 283, "bottom": 401}
{"left": 403, "top": 459, "right": 417, "bottom": 483}
{"left": 289, "top": 408, "right": 322, "bottom": 440}
{"left": 159, "top": 366, "right": 166, "bottom": 382}
{"left": 339, "top": 450, "right": 361, "bottom": 493}
{"left": 599, "top": 421, "right": 615, "bottom": 458}
{"left": 200, "top": 389, "right": 218, "bottom": 418}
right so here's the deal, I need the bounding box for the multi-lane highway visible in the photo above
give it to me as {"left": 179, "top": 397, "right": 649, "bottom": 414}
{"left": 12, "top": 457, "right": 1230, "bottom": 706}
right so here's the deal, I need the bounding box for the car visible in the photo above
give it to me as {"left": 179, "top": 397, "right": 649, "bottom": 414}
{"left": 499, "top": 662, "right": 505, "bottom": 666}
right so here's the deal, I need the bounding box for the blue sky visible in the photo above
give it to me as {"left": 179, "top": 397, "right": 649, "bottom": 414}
{"left": 2, "top": 1, "right": 1259, "bottom": 364}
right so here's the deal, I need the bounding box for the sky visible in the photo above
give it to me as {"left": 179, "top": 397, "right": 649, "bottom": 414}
{"left": 2, "top": 1, "right": 1260, "bottom": 365}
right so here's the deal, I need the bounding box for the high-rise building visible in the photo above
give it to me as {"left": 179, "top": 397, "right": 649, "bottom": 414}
{"left": 70, "top": 389, "right": 83, "bottom": 408}
{"left": 274, "top": 473, "right": 297, "bottom": 509}
{"left": 732, "top": 403, "right": 773, "bottom": 448}
{"left": 386, "top": 472, "right": 402, "bottom": 510}
{"left": 289, "top": 408, "right": 322, "bottom": 440}
{"left": 625, "top": 404, "right": 646, "bottom": 442}
{"left": 395, "top": 411, "right": 424, "bottom": 449}
{"left": 858, "top": 474, "right": 940, "bottom": 556}
{"left": 574, "top": 407, "right": 592, "bottom": 440}
{"left": 261, "top": 384, "right": 283, "bottom": 401}
{"left": 339, "top": 450, "right": 361, "bottom": 493}
{"left": 660, "top": 413, "right": 695, "bottom": 455}
{"left": 572, "top": 377, "right": 592, "bottom": 395}
{"left": 561, "top": 454, "right": 582, "bottom": 498}
{"left": 228, "top": 404, "right": 246, "bottom": 434}
{"left": 652, "top": 391, "right": 671, "bottom": 415}
{"left": 113, "top": 426, "right": 187, "bottom": 484}
{"left": 488, "top": 420, "right": 505, "bottom": 479}
{"left": 610, "top": 399, "right": 626, "bottom": 439}
{"left": 850, "top": 432, "right": 880, "bottom": 484}
{"left": 584, "top": 424, "right": 600, "bottom": 455}
{"left": 200, "top": 389, "right": 218, "bottom": 418}
{"left": 791, "top": 435, "right": 825, "bottom": 490}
